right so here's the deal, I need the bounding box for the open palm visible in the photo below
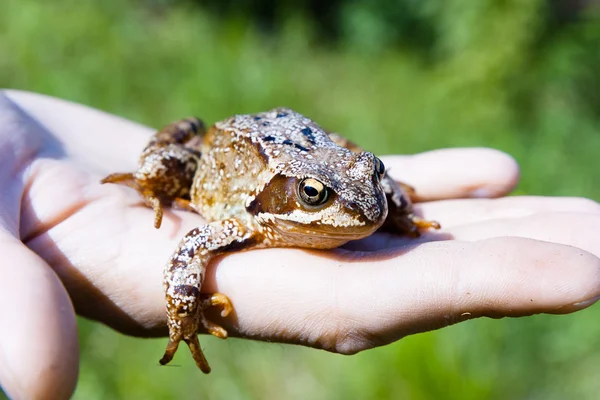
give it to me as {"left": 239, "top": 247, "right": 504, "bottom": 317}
{"left": 1, "top": 90, "right": 599, "bottom": 400}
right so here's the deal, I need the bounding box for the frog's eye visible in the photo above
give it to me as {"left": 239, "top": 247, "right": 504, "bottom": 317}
{"left": 374, "top": 157, "right": 385, "bottom": 178}
{"left": 298, "top": 178, "right": 329, "bottom": 207}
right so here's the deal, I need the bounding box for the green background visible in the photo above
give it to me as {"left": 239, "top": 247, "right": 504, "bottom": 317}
{"left": 2, "top": 0, "right": 600, "bottom": 398}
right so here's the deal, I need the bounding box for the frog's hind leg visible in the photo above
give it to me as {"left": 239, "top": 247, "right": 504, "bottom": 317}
{"left": 327, "top": 132, "right": 364, "bottom": 153}
{"left": 160, "top": 218, "right": 256, "bottom": 373}
{"left": 380, "top": 175, "right": 440, "bottom": 236}
{"left": 101, "top": 117, "right": 205, "bottom": 228}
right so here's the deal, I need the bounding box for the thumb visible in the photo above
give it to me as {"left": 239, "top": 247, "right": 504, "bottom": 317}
{"left": 0, "top": 233, "right": 79, "bottom": 399}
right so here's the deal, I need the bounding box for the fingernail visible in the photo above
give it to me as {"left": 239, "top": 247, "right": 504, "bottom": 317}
{"left": 469, "top": 188, "right": 492, "bottom": 198}
{"left": 572, "top": 294, "right": 600, "bottom": 309}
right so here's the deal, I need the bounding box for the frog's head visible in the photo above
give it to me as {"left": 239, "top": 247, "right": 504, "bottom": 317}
{"left": 247, "top": 149, "right": 388, "bottom": 248}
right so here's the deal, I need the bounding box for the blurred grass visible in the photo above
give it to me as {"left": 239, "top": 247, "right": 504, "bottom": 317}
{"left": 2, "top": 0, "right": 600, "bottom": 398}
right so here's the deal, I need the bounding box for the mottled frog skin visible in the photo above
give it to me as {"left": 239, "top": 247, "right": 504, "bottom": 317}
{"left": 102, "top": 108, "right": 439, "bottom": 373}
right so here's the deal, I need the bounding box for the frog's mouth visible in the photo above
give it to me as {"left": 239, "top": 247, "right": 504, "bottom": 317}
{"left": 261, "top": 210, "right": 382, "bottom": 241}
{"left": 264, "top": 218, "right": 378, "bottom": 249}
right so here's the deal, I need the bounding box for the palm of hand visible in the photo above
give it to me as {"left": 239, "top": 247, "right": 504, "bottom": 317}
{"left": 1, "top": 90, "right": 599, "bottom": 399}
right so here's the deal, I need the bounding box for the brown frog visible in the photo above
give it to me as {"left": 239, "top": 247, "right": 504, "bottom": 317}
{"left": 101, "top": 108, "right": 439, "bottom": 373}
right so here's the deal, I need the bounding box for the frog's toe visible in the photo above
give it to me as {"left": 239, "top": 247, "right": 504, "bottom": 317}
{"left": 148, "top": 196, "right": 164, "bottom": 228}
{"left": 198, "top": 294, "right": 231, "bottom": 339}
{"left": 101, "top": 172, "right": 136, "bottom": 186}
{"left": 200, "top": 317, "right": 228, "bottom": 339}
{"left": 409, "top": 214, "right": 441, "bottom": 231}
{"left": 201, "top": 292, "right": 233, "bottom": 317}
{"left": 159, "top": 335, "right": 180, "bottom": 366}
{"left": 184, "top": 334, "right": 212, "bottom": 373}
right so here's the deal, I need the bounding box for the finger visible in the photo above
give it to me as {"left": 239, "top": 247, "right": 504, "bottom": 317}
{"left": 201, "top": 237, "right": 600, "bottom": 354}
{"left": 3, "top": 90, "right": 153, "bottom": 172}
{"left": 381, "top": 148, "right": 519, "bottom": 201}
{"left": 418, "top": 196, "right": 600, "bottom": 228}
{"left": 447, "top": 212, "right": 600, "bottom": 259}
{"left": 364, "top": 209, "right": 600, "bottom": 255}
{"left": 0, "top": 233, "right": 79, "bottom": 400}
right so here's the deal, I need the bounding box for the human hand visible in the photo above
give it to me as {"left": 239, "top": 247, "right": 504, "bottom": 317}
{"left": 1, "top": 90, "right": 599, "bottom": 399}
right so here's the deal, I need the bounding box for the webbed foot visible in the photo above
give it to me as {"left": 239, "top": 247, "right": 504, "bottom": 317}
{"left": 160, "top": 292, "right": 233, "bottom": 373}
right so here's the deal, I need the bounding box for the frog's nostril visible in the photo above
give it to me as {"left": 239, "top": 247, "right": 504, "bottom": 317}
{"left": 347, "top": 201, "right": 359, "bottom": 210}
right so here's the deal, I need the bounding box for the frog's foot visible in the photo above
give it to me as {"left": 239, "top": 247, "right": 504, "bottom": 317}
{"left": 101, "top": 117, "right": 206, "bottom": 228}
{"left": 409, "top": 214, "right": 441, "bottom": 231}
{"left": 200, "top": 293, "right": 234, "bottom": 319}
{"left": 159, "top": 314, "right": 212, "bottom": 373}
{"left": 381, "top": 212, "right": 440, "bottom": 237}
{"left": 101, "top": 172, "right": 168, "bottom": 228}
{"left": 379, "top": 173, "right": 440, "bottom": 236}
{"left": 160, "top": 292, "right": 233, "bottom": 373}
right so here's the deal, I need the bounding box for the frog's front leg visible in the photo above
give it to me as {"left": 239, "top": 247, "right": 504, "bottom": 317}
{"left": 160, "top": 218, "right": 258, "bottom": 373}
{"left": 101, "top": 117, "right": 205, "bottom": 228}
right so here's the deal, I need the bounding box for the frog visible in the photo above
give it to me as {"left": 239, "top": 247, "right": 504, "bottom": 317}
{"left": 101, "top": 108, "right": 440, "bottom": 373}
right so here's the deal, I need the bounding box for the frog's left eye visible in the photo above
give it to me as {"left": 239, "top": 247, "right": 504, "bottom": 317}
{"left": 298, "top": 178, "right": 329, "bottom": 207}
{"left": 374, "top": 157, "right": 385, "bottom": 178}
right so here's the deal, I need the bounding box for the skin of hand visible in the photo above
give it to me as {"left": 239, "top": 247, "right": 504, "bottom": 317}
{"left": 1, "top": 90, "right": 599, "bottom": 400}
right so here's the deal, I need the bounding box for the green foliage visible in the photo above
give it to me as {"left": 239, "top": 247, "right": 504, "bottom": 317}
{"left": 2, "top": 0, "right": 600, "bottom": 398}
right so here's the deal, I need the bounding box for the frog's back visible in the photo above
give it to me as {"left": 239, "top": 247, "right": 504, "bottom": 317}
{"left": 190, "top": 108, "right": 358, "bottom": 223}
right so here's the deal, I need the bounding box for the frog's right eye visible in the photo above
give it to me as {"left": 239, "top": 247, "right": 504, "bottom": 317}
{"left": 374, "top": 157, "right": 385, "bottom": 179}
{"left": 298, "top": 178, "right": 329, "bottom": 207}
